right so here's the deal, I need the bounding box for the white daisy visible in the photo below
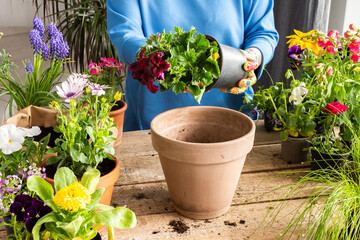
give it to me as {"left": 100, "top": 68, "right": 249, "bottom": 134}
{"left": 56, "top": 73, "right": 88, "bottom": 102}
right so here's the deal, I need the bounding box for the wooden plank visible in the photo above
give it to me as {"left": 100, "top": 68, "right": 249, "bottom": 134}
{"left": 115, "top": 120, "right": 281, "bottom": 158}
{"left": 100, "top": 199, "right": 306, "bottom": 240}
{"left": 115, "top": 143, "right": 309, "bottom": 186}
{"left": 111, "top": 169, "right": 310, "bottom": 216}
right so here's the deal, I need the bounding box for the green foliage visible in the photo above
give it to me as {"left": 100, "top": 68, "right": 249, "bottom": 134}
{"left": 48, "top": 91, "right": 116, "bottom": 177}
{"left": 28, "top": 167, "right": 137, "bottom": 240}
{"left": 0, "top": 47, "right": 66, "bottom": 116}
{"left": 139, "top": 26, "right": 220, "bottom": 103}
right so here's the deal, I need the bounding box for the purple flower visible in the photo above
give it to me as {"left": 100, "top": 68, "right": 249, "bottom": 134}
{"left": 287, "top": 45, "right": 305, "bottom": 70}
{"left": 25, "top": 61, "right": 34, "bottom": 74}
{"left": 56, "top": 74, "right": 88, "bottom": 102}
{"left": 9, "top": 194, "right": 33, "bottom": 222}
{"left": 49, "top": 32, "right": 69, "bottom": 61}
{"left": 25, "top": 199, "right": 52, "bottom": 233}
{"left": 29, "top": 29, "right": 43, "bottom": 55}
{"left": 48, "top": 23, "right": 58, "bottom": 38}
{"left": 33, "top": 17, "right": 45, "bottom": 39}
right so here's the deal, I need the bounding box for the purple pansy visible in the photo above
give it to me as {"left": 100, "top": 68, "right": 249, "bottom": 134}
{"left": 287, "top": 45, "right": 305, "bottom": 70}
{"left": 9, "top": 194, "right": 33, "bottom": 222}
{"left": 25, "top": 199, "right": 52, "bottom": 232}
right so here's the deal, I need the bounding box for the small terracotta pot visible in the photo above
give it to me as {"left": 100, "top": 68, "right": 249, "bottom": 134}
{"left": 109, "top": 100, "right": 127, "bottom": 147}
{"left": 40, "top": 155, "right": 119, "bottom": 206}
{"left": 151, "top": 106, "right": 255, "bottom": 219}
{"left": 281, "top": 137, "right": 310, "bottom": 164}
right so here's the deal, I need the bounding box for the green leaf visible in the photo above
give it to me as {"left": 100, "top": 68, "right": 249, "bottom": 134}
{"left": 32, "top": 212, "right": 58, "bottom": 240}
{"left": 81, "top": 169, "right": 101, "bottom": 194}
{"left": 172, "top": 81, "right": 186, "bottom": 94}
{"left": 87, "top": 188, "right": 105, "bottom": 209}
{"left": 280, "top": 130, "right": 289, "bottom": 141}
{"left": 93, "top": 207, "right": 137, "bottom": 229}
{"left": 54, "top": 167, "right": 77, "bottom": 192}
{"left": 27, "top": 176, "right": 54, "bottom": 202}
{"left": 58, "top": 216, "right": 85, "bottom": 238}
{"left": 204, "top": 58, "right": 220, "bottom": 78}
{"left": 195, "top": 34, "right": 210, "bottom": 50}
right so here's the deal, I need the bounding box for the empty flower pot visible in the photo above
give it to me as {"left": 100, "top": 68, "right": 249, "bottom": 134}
{"left": 150, "top": 106, "right": 255, "bottom": 219}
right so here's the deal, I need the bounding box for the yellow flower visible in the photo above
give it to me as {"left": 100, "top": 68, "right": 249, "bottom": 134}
{"left": 287, "top": 129, "right": 299, "bottom": 138}
{"left": 286, "top": 29, "right": 321, "bottom": 54}
{"left": 49, "top": 101, "right": 59, "bottom": 110}
{"left": 211, "top": 52, "right": 219, "bottom": 61}
{"left": 114, "top": 91, "right": 122, "bottom": 101}
{"left": 53, "top": 182, "right": 91, "bottom": 212}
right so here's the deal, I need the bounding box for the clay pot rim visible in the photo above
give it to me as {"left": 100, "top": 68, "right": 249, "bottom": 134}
{"left": 109, "top": 100, "right": 127, "bottom": 116}
{"left": 150, "top": 106, "right": 256, "bottom": 146}
{"left": 41, "top": 153, "right": 120, "bottom": 187}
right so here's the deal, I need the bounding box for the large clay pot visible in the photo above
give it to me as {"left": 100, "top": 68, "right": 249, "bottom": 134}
{"left": 40, "top": 155, "right": 119, "bottom": 206}
{"left": 109, "top": 100, "right": 127, "bottom": 147}
{"left": 150, "top": 106, "right": 255, "bottom": 219}
{"left": 281, "top": 137, "right": 310, "bottom": 164}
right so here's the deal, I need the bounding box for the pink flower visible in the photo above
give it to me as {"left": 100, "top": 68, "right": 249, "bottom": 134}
{"left": 344, "top": 30, "right": 353, "bottom": 38}
{"left": 349, "top": 41, "right": 360, "bottom": 54}
{"left": 326, "top": 66, "right": 333, "bottom": 76}
{"left": 327, "top": 30, "right": 339, "bottom": 39}
{"left": 56, "top": 74, "right": 88, "bottom": 102}
{"left": 88, "top": 83, "right": 110, "bottom": 96}
{"left": 88, "top": 62, "right": 96, "bottom": 68}
{"left": 90, "top": 69, "right": 98, "bottom": 75}
{"left": 314, "top": 63, "right": 323, "bottom": 69}
{"left": 323, "top": 102, "right": 348, "bottom": 114}
{"left": 349, "top": 24, "right": 358, "bottom": 31}
{"left": 350, "top": 54, "right": 360, "bottom": 63}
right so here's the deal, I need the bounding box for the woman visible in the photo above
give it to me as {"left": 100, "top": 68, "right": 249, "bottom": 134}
{"left": 107, "top": 0, "right": 279, "bottom": 131}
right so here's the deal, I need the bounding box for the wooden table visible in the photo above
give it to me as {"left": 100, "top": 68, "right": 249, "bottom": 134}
{"left": 0, "top": 121, "right": 310, "bottom": 239}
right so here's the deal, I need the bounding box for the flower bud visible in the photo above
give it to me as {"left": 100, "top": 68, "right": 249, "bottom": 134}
{"left": 344, "top": 30, "right": 353, "bottom": 38}
{"left": 327, "top": 30, "right": 339, "bottom": 39}
{"left": 114, "top": 91, "right": 122, "bottom": 101}
{"left": 101, "top": 97, "right": 107, "bottom": 103}
{"left": 85, "top": 87, "right": 91, "bottom": 94}
{"left": 70, "top": 99, "right": 76, "bottom": 109}
{"left": 314, "top": 63, "right": 323, "bottom": 69}
{"left": 326, "top": 66, "right": 333, "bottom": 76}
{"left": 350, "top": 24, "right": 358, "bottom": 31}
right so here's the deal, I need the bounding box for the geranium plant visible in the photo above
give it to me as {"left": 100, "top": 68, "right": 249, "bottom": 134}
{"left": 129, "top": 26, "right": 220, "bottom": 103}
{"left": 47, "top": 73, "right": 119, "bottom": 176}
{"left": 27, "top": 167, "right": 136, "bottom": 240}
{"left": 87, "top": 57, "right": 125, "bottom": 106}
{"left": 0, "top": 17, "right": 69, "bottom": 116}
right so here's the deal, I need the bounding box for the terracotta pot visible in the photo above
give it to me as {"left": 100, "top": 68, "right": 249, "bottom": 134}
{"left": 281, "top": 137, "right": 310, "bottom": 164}
{"left": 109, "top": 100, "right": 127, "bottom": 147}
{"left": 150, "top": 106, "right": 255, "bottom": 219}
{"left": 40, "top": 155, "right": 119, "bottom": 206}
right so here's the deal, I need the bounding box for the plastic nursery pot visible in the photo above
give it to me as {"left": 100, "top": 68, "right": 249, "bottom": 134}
{"left": 310, "top": 148, "right": 351, "bottom": 171}
{"left": 109, "top": 100, "right": 127, "bottom": 147}
{"left": 40, "top": 154, "right": 120, "bottom": 206}
{"left": 281, "top": 137, "right": 310, "bottom": 164}
{"left": 205, "top": 35, "right": 248, "bottom": 90}
{"left": 150, "top": 106, "right": 255, "bottom": 219}
{"left": 3, "top": 215, "right": 14, "bottom": 238}
{"left": 264, "top": 111, "right": 275, "bottom": 132}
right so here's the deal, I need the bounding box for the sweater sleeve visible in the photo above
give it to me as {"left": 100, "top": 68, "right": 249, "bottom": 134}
{"left": 107, "top": 0, "right": 146, "bottom": 66}
{"left": 242, "top": 0, "right": 279, "bottom": 77}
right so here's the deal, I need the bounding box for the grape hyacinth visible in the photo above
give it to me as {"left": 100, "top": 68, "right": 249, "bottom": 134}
{"left": 29, "top": 29, "right": 43, "bottom": 56}
{"left": 25, "top": 61, "right": 34, "bottom": 74}
{"left": 49, "top": 30, "right": 70, "bottom": 61}
{"left": 33, "top": 16, "right": 45, "bottom": 39}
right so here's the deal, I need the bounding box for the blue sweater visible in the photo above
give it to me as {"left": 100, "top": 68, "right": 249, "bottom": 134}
{"left": 107, "top": 0, "right": 279, "bottom": 131}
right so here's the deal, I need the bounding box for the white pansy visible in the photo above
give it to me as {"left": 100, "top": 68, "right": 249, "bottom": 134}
{"left": 17, "top": 126, "right": 41, "bottom": 137}
{"left": 289, "top": 82, "right": 308, "bottom": 105}
{"left": 0, "top": 124, "right": 25, "bottom": 154}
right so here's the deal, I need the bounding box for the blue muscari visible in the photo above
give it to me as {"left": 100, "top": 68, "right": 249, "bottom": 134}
{"left": 33, "top": 16, "right": 45, "bottom": 39}
{"left": 25, "top": 61, "right": 34, "bottom": 74}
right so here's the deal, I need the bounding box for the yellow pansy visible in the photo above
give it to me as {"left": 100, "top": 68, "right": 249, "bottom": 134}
{"left": 286, "top": 29, "right": 321, "bottom": 54}
{"left": 48, "top": 101, "right": 59, "bottom": 110}
{"left": 53, "top": 182, "right": 91, "bottom": 212}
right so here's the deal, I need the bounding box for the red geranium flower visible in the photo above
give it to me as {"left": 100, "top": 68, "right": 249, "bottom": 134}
{"left": 323, "top": 102, "right": 348, "bottom": 114}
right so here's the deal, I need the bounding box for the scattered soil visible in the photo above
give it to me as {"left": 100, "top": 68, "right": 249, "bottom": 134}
{"left": 204, "top": 219, "right": 211, "bottom": 223}
{"left": 152, "top": 231, "right": 160, "bottom": 234}
{"left": 133, "top": 193, "right": 146, "bottom": 199}
{"left": 33, "top": 126, "right": 62, "bottom": 148}
{"left": 169, "top": 220, "right": 189, "bottom": 234}
{"left": 45, "top": 157, "right": 116, "bottom": 180}
{"left": 239, "top": 220, "right": 246, "bottom": 224}
{"left": 224, "top": 221, "right": 237, "bottom": 227}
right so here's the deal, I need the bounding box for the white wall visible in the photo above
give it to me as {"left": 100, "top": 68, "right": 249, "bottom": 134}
{"left": 328, "top": 0, "right": 360, "bottom": 33}
{"left": 0, "top": 0, "right": 41, "bottom": 27}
